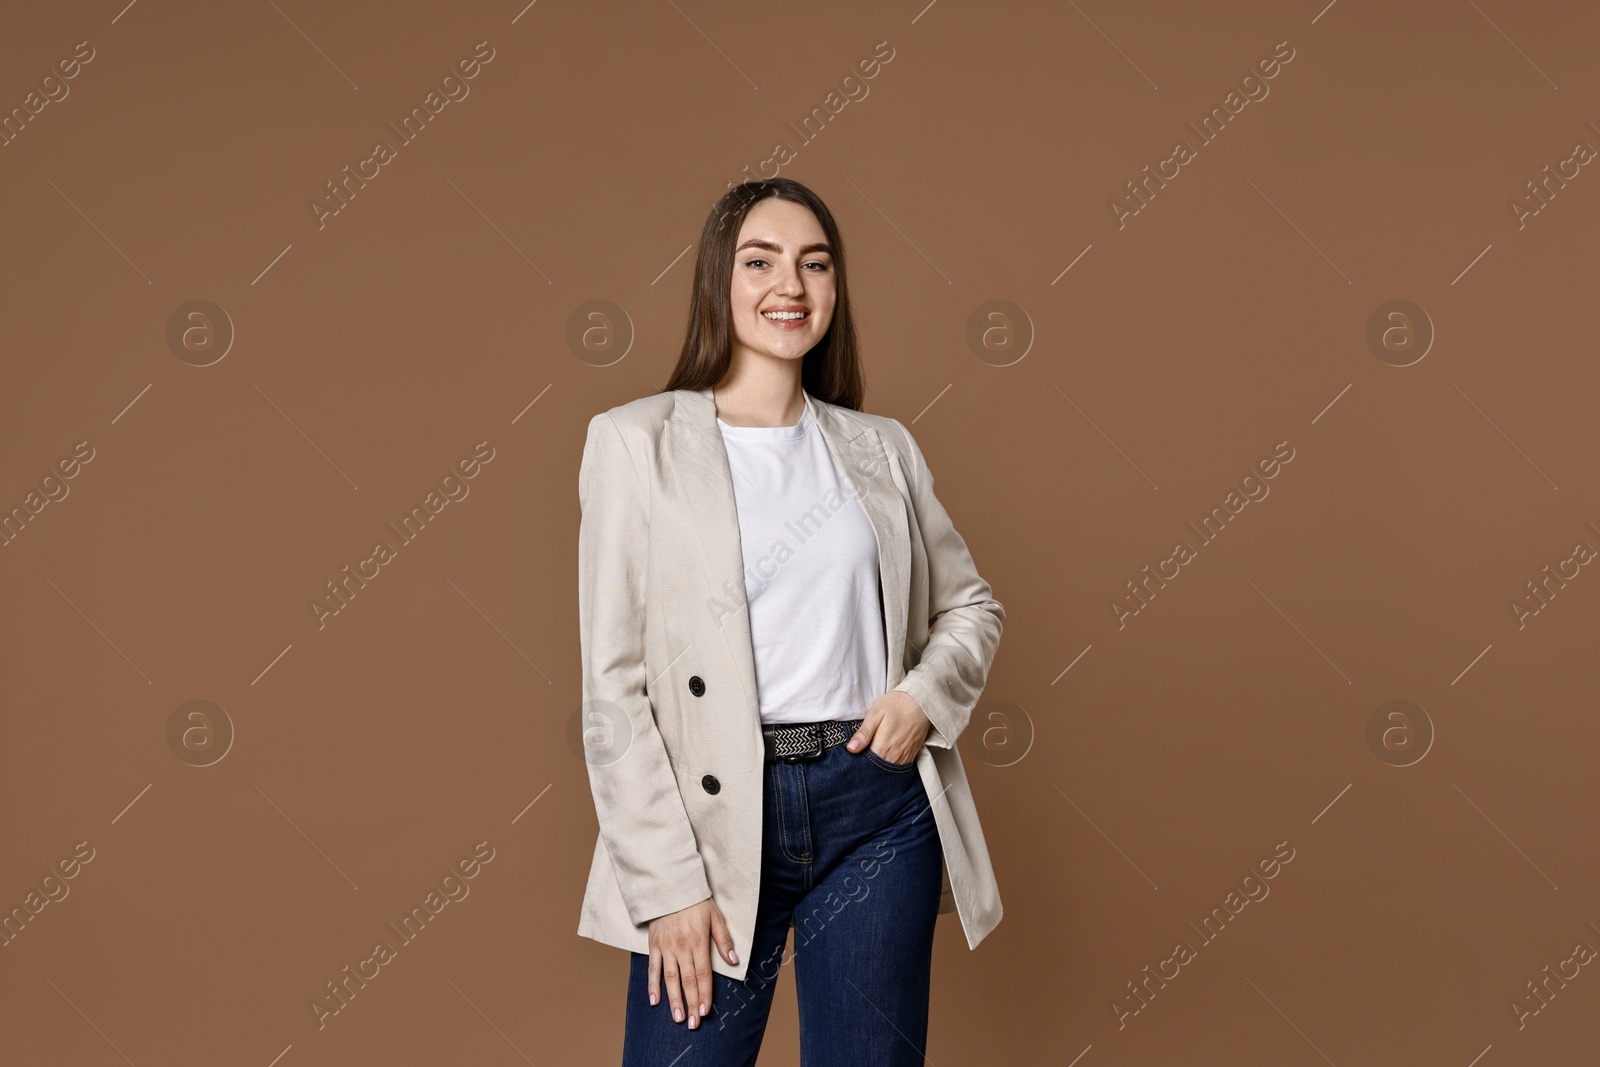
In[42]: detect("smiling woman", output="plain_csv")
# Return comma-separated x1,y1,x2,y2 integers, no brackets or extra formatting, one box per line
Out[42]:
576,178,1007,1066
720,216,840,402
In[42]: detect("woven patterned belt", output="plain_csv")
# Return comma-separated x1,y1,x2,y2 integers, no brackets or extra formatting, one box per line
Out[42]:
762,718,863,763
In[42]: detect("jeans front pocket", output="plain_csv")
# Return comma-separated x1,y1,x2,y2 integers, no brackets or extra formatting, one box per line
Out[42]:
864,746,919,773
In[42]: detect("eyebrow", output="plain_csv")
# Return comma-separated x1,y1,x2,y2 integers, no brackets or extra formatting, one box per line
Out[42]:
735,239,833,256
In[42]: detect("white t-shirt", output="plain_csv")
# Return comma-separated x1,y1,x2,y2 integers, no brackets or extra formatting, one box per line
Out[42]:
716,402,887,726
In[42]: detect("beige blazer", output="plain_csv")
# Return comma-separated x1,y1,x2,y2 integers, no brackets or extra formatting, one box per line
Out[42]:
575,384,1005,981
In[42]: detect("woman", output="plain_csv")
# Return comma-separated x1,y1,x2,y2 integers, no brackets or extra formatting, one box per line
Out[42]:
575,177,1005,1065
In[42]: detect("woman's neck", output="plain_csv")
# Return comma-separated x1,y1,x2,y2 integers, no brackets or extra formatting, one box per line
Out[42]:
711,372,806,428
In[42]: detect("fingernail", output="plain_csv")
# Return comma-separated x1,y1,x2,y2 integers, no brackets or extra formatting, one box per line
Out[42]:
729,948,739,964
674,1007,683,1022
650,992,658,1005
700,1002,708,1016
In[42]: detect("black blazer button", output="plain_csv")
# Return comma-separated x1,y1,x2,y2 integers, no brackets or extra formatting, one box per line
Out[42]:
688,675,705,697
701,774,720,795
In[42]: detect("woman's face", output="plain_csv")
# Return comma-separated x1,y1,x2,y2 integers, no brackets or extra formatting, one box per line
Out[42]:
728,198,836,368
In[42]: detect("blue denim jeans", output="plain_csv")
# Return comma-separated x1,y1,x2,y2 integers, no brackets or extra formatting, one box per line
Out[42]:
620,728,945,1066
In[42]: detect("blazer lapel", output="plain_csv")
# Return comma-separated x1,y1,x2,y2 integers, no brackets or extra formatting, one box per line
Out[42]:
666,386,910,716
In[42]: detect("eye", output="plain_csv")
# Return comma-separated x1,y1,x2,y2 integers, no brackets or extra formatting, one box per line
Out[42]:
804,260,830,271
744,258,769,268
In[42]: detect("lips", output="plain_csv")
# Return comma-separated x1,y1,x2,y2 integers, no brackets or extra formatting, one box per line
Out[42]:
760,306,810,332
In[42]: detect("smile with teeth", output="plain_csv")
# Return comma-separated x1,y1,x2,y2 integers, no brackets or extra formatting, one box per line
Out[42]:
762,309,808,321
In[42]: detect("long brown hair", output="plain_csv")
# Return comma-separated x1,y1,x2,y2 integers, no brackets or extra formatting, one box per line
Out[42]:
661,178,866,411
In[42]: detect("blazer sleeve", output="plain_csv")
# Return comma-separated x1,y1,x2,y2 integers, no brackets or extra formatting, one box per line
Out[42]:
887,418,1005,750
578,412,712,926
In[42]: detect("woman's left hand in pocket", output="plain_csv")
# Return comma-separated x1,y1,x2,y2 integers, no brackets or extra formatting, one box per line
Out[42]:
846,691,931,764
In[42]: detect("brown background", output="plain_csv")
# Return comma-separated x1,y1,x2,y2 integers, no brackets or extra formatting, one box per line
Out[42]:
3,0,1598,1063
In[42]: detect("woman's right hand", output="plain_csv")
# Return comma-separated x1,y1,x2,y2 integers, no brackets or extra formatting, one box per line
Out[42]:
646,896,739,1029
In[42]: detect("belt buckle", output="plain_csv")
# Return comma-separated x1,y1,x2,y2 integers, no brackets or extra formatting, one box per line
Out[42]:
781,722,826,763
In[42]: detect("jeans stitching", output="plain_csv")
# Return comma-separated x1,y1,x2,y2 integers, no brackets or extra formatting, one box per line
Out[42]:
774,763,810,864
792,765,814,865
